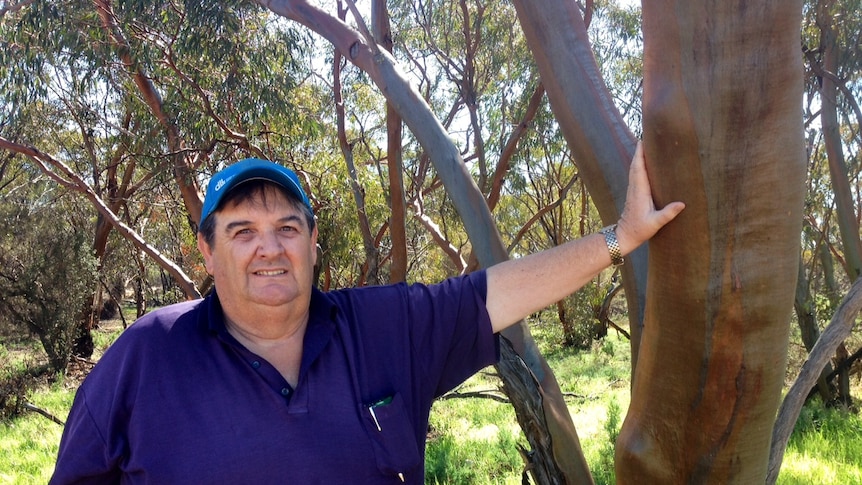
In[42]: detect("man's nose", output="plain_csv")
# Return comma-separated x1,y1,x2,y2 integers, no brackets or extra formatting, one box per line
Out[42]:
256,230,284,256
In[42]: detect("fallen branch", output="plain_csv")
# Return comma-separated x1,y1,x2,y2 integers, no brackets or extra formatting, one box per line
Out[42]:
439,389,510,404
22,401,64,426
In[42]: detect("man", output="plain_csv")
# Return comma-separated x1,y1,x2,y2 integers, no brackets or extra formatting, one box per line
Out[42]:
51,143,683,484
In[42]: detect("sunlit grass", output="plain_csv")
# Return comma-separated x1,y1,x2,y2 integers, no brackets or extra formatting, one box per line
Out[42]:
0,381,71,484
777,399,862,484
426,369,523,485
426,323,632,484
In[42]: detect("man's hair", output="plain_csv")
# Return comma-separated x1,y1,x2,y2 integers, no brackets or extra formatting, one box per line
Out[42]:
198,180,316,247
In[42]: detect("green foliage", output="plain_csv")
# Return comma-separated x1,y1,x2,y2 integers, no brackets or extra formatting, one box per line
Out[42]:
0,169,98,372
590,399,622,485
557,281,615,350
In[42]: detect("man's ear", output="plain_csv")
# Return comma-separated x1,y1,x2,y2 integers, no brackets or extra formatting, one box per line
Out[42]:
310,225,319,266
198,232,214,275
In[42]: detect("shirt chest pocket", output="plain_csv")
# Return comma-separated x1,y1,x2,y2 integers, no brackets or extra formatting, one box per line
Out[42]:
360,392,421,480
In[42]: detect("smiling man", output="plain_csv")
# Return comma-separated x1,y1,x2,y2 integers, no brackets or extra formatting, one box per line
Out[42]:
51,148,682,484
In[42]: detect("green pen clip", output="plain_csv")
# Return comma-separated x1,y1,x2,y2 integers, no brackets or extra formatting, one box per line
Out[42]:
367,395,393,431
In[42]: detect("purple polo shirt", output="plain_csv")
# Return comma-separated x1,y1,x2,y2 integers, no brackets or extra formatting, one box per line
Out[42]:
50,271,498,484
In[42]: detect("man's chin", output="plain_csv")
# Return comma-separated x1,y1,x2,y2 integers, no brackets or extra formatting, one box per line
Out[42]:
251,288,305,307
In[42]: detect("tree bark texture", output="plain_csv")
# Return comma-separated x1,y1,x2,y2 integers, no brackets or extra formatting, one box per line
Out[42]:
616,2,806,483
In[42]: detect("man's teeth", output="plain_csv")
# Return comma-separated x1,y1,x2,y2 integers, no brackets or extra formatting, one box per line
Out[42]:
256,270,285,276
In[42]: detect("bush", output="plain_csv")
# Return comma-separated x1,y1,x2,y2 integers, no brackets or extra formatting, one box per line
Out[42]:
557,280,618,349
0,202,97,372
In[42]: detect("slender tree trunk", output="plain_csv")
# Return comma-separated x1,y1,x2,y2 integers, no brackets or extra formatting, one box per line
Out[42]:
334,2,379,286
510,0,648,378
818,0,862,280
615,2,806,483
372,0,407,283
816,0,859,407
794,255,835,402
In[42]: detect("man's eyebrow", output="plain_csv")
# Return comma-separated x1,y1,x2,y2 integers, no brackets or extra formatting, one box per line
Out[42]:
223,220,252,234
277,214,303,225
222,214,303,234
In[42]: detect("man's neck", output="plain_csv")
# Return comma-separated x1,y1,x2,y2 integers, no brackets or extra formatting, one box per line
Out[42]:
224,312,307,387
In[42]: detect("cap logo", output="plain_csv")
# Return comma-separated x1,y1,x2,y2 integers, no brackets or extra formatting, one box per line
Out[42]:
214,176,229,192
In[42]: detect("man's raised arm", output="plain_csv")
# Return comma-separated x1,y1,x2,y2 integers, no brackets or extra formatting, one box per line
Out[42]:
485,142,685,333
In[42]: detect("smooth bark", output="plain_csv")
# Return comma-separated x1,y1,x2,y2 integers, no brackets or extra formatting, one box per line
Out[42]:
511,0,649,377
616,2,806,483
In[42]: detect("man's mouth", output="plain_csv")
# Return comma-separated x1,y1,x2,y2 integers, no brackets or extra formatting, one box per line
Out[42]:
255,269,286,276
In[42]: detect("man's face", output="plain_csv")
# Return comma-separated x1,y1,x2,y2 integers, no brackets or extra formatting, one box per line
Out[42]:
198,185,318,317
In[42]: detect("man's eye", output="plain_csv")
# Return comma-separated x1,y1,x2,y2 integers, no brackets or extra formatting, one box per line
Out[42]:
280,226,297,233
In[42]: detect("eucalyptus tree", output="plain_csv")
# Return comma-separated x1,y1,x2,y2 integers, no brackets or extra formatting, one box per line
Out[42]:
0,158,97,372
1,0,851,483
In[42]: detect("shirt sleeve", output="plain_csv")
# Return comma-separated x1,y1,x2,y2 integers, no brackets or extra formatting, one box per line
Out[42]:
412,270,499,395
329,270,499,404
50,385,122,484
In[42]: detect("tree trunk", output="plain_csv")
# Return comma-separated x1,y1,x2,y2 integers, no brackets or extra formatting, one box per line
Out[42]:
334,2,380,286
794,255,836,402
511,0,648,376
818,0,862,280
816,0,859,408
372,0,408,284
615,2,806,483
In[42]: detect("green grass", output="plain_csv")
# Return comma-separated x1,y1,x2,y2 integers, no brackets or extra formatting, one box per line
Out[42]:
426,327,632,484
0,380,71,484
425,388,523,485
1,315,860,484
777,400,862,484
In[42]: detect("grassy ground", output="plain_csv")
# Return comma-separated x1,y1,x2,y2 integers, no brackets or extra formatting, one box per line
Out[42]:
1,315,860,484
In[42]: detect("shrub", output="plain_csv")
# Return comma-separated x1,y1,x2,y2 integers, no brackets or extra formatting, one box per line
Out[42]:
0,202,97,372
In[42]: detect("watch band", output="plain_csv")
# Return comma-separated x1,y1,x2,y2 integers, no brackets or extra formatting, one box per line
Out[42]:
601,224,624,266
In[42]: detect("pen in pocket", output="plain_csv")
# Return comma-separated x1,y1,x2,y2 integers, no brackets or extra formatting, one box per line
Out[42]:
367,395,393,431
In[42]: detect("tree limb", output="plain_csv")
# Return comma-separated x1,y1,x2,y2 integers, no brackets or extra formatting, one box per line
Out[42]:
0,136,201,299
767,277,862,485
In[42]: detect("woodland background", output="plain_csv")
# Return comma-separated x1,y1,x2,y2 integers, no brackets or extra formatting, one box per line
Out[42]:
1,0,861,483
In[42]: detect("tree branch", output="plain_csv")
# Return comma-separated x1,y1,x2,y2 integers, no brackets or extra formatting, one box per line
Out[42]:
0,136,201,299
768,277,862,484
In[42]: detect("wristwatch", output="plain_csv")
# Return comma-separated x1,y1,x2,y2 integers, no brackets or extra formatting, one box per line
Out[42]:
600,224,624,267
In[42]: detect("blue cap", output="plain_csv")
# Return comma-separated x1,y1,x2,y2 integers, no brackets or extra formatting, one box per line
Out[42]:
200,158,313,223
